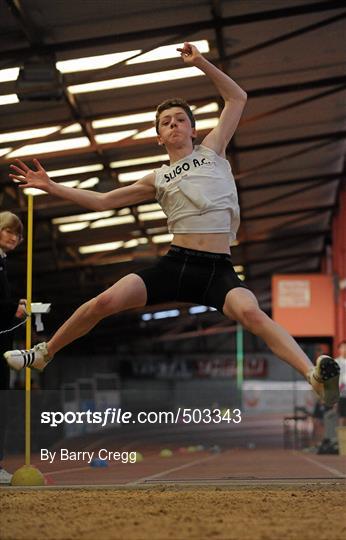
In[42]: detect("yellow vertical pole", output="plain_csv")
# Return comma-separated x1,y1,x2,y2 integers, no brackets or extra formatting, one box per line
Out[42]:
11,194,44,484
25,194,33,466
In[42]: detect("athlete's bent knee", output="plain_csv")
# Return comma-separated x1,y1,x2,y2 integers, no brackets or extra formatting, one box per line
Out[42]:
92,293,120,317
240,307,267,332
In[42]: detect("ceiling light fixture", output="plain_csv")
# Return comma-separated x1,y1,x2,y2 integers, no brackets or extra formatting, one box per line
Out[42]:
127,40,209,64
8,137,90,158
95,130,138,144
93,111,155,129
110,154,168,169
152,233,173,243
53,210,114,224
118,169,153,182
0,94,19,106
79,241,124,254
139,210,166,221
68,66,203,94
0,67,20,82
0,126,61,144
59,222,89,233
90,215,135,228
56,50,141,73
47,164,104,178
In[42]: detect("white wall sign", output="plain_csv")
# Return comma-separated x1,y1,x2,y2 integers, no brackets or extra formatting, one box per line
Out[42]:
278,280,311,308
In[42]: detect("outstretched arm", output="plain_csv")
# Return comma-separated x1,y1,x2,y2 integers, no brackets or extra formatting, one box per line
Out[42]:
9,159,156,210
177,42,247,156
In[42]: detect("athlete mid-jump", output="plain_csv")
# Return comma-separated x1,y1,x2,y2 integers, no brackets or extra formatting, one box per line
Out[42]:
4,42,340,406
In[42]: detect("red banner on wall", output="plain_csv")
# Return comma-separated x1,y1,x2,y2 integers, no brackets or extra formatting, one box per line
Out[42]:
272,274,335,337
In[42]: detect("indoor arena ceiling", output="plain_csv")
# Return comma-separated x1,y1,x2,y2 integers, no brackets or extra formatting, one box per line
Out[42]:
0,0,345,337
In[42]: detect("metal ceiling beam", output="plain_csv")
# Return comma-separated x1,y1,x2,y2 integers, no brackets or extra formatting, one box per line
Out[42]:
0,127,341,174
210,0,227,65
235,130,346,153
1,82,345,179
0,125,213,166
0,77,344,145
1,0,344,62
237,138,337,180
240,172,343,192
250,252,321,279
223,11,346,62
4,2,118,188
3,3,120,267
242,177,339,213
243,84,346,128
265,207,329,233
243,204,335,221
247,75,346,98
0,95,216,135
5,0,42,46
237,230,330,247
245,249,324,268
334,156,346,208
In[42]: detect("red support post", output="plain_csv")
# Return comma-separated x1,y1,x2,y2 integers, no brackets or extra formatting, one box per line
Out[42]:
332,184,346,354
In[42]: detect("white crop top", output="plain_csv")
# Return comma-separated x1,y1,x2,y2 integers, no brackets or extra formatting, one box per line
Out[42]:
155,145,240,241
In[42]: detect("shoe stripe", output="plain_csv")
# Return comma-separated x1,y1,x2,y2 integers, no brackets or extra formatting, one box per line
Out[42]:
20,350,34,368
28,351,34,367
25,351,31,367
20,350,28,367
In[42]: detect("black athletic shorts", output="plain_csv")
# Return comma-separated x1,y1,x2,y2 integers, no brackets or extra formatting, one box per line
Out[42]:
135,244,249,314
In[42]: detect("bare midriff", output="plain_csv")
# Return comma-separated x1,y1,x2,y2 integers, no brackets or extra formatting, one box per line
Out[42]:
172,232,231,254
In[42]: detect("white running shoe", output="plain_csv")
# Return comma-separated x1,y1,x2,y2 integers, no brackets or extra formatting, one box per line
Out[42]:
4,342,52,372
0,468,13,484
307,355,340,407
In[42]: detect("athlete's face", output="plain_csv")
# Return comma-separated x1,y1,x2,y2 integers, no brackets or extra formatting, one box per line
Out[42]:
157,107,196,147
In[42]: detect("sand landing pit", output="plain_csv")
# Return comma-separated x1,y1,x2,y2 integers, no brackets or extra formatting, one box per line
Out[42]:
1,484,345,540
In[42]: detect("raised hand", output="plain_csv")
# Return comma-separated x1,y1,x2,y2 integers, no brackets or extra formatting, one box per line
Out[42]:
177,42,203,65
9,159,53,192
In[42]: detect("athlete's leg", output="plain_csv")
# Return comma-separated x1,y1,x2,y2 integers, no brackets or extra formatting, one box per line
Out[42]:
48,273,147,356
4,273,147,370
222,287,340,405
223,287,312,376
